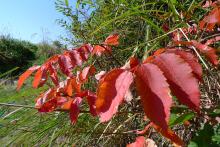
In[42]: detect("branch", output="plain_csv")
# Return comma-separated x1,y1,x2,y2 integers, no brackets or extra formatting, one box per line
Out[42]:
178,28,209,70
200,33,220,42
0,103,35,109
0,102,143,114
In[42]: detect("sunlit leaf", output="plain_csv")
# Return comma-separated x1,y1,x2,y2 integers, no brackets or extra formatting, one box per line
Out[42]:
166,49,203,81
127,136,146,147
96,69,133,122
104,34,119,46
135,63,172,129
17,65,40,90
153,53,200,112
32,65,48,88
70,97,83,124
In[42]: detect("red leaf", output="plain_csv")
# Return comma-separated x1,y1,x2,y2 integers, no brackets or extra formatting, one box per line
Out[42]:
92,45,106,56
69,50,83,66
191,40,219,65
166,49,203,81
92,45,112,56
39,67,48,87
173,40,219,65
200,20,215,31
135,63,172,129
199,8,220,30
128,137,157,147
172,41,193,46
72,79,82,93
153,53,200,112
47,63,59,86
152,123,184,146
79,65,96,83
35,89,57,112
83,43,93,52
77,45,91,61
65,78,74,96
127,136,146,147
38,98,58,112
162,23,170,32
37,96,70,112
95,71,106,81
129,57,139,69
86,91,97,116
96,69,133,122
153,48,166,56
35,89,54,107
203,0,213,8
60,97,74,110
17,65,40,90
58,55,73,76
32,65,48,88
126,136,147,147
65,77,81,96
70,97,83,124
172,26,197,42
74,90,88,98
205,36,220,45
104,34,119,46
45,55,59,64
124,89,133,102
143,56,155,64
204,8,220,24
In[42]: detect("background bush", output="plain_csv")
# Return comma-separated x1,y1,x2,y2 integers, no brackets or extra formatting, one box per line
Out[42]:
0,35,37,75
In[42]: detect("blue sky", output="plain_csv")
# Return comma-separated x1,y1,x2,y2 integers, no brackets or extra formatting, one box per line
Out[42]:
0,0,71,43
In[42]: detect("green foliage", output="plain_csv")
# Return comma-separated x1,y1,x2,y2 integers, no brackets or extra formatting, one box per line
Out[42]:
169,112,195,126
0,35,37,75
189,123,220,147
0,83,103,146
55,0,206,65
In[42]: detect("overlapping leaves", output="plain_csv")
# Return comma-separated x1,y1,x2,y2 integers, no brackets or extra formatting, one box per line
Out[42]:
17,34,119,90
95,48,205,145
17,34,119,123
16,7,220,145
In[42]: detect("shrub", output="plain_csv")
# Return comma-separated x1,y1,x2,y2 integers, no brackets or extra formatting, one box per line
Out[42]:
0,35,37,75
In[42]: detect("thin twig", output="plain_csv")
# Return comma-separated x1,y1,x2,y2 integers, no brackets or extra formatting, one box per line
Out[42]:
0,103,35,109
102,114,137,145
0,102,143,114
200,33,220,42
122,28,179,52
2,107,23,119
97,120,112,142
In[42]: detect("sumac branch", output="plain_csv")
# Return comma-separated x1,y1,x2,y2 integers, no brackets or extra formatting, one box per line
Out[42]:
16,3,220,146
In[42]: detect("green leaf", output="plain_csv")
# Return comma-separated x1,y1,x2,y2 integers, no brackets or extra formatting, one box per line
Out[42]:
209,108,220,117
188,141,198,147
0,67,19,78
171,105,188,113
169,112,195,126
212,135,220,143
64,0,69,6
169,113,178,125
191,123,219,147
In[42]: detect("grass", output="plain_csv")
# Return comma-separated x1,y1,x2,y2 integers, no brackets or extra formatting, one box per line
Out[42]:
0,80,147,146
0,81,105,146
